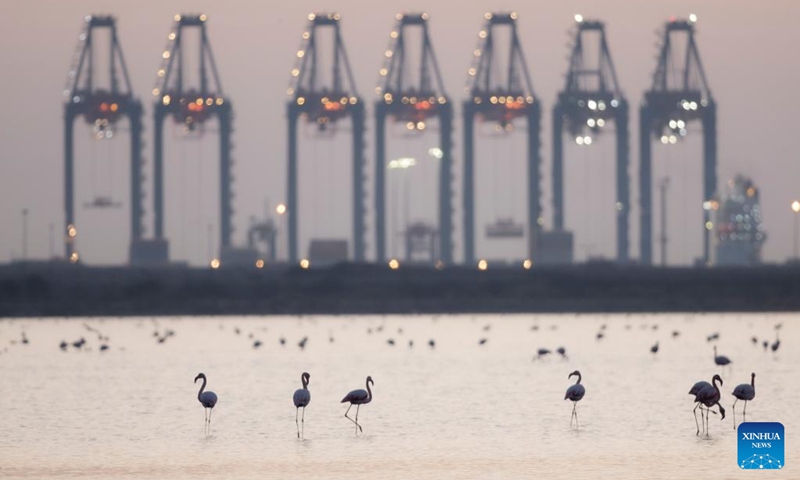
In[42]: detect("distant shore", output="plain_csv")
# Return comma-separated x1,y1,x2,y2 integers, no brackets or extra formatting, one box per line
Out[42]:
1,262,799,317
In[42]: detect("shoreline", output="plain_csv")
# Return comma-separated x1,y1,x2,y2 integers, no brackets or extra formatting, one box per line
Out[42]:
2,262,799,317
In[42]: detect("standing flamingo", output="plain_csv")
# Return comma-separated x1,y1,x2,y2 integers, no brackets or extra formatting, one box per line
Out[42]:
293,372,311,438
689,380,712,435
194,373,218,432
695,374,726,436
341,376,373,435
713,346,732,366
732,372,755,429
564,370,586,428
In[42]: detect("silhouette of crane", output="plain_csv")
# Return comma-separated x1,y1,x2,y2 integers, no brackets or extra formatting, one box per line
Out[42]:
63,15,145,263
286,13,366,263
374,13,453,265
463,12,541,265
152,14,234,264
640,15,716,265
552,16,629,262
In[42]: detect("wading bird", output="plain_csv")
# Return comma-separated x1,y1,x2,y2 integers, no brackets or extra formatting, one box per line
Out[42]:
732,372,755,429
341,376,373,435
689,380,713,435
293,372,311,438
564,370,586,428
194,373,218,431
713,346,731,366
650,341,659,355
536,347,551,358
694,374,726,436
556,347,568,360
771,335,780,354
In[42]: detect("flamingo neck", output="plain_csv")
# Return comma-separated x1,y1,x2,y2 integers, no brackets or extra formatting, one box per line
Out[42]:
575,373,582,385
712,377,720,391
197,376,207,402
302,375,308,390
751,374,755,388
366,380,373,401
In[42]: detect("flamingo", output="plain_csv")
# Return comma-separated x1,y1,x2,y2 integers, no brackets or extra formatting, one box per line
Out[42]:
293,372,311,438
713,346,731,366
564,370,586,428
341,376,373,435
689,380,712,435
732,372,755,429
194,373,218,431
535,348,551,360
695,374,726,436
771,332,780,353
650,341,659,355
556,347,568,360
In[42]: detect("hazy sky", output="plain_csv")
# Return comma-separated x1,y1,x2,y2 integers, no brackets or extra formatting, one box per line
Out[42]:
1,0,798,266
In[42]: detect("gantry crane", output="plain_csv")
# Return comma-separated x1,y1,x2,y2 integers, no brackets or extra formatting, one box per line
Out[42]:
63,15,144,263
463,12,541,265
374,12,452,264
286,13,366,263
552,16,629,262
640,15,715,265
152,14,234,264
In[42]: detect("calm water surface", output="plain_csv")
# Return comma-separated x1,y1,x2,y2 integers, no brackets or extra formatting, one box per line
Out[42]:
0,313,796,479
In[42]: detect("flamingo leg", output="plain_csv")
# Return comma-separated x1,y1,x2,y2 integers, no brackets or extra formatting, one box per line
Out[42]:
296,407,300,438
701,406,707,435
344,404,359,431
743,400,747,423
732,398,738,430
568,402,579,428
301,407,305,438
693,402,701,435
208,408,213,431
355,404,362,434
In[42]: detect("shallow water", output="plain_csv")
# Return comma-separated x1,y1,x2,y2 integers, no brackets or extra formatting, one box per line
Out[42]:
0,313,796,479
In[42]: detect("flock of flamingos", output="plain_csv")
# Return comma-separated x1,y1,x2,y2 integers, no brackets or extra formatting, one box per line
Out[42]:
190,321,776,438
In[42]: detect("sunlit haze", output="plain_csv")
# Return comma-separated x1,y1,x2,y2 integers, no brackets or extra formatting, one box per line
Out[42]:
1,0,798,265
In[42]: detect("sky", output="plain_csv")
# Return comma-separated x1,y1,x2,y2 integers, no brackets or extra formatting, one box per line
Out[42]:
1,0,798,266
